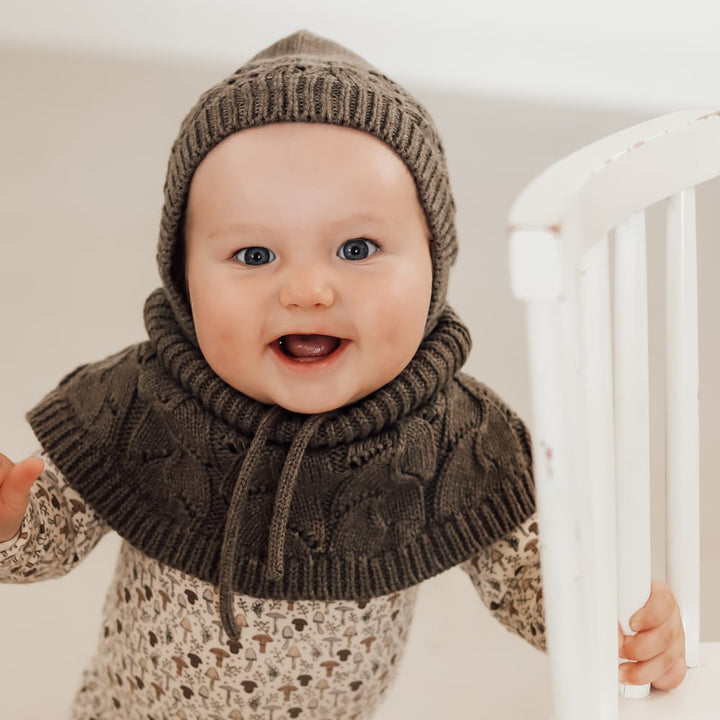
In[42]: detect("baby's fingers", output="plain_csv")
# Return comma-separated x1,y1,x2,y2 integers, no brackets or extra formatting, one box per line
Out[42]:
0,454,44,512
629,580,676,632
619,650,686,690
620,587,686,690
622,616,682,662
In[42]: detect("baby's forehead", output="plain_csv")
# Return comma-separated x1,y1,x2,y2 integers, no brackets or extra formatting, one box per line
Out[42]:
185,122,428,230
193,122,412,178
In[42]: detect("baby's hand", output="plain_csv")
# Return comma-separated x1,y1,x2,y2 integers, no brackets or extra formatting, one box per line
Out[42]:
618,580,686,690
0,453,44,542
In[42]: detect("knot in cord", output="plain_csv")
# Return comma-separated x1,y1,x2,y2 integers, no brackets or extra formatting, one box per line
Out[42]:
218,407,325,639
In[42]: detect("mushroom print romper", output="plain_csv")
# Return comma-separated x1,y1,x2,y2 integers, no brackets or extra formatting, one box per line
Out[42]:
0,454,544,720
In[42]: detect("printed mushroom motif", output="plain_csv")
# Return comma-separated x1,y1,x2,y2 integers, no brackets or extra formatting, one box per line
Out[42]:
343,626,357,647
315,678,329,698
336,605,353,624
267,611,287,633
330,688,346,707
313,610,324,631
253,633,273,653
320,660,339,677
240,680,257,694
349,680,363,692
158,589,172,610
264,705,281,720
282,625,294,649
150,682,165,700
279,684,298,701
244,647,257,671
187,652,202,668
185,588,198,605
204,667,220,691
210,647,230,667
297,673,312,687
180,616,193,642
220,684,240,704
180,685,194,699
228,709,244,720
226,638,242,654
323,636,341,655
286,646,301,669
234,613,249,638
291,618,308,632
360,636,376,653
288,708,302,718
202,588,215,613
171,655,188,676
337,649,351,662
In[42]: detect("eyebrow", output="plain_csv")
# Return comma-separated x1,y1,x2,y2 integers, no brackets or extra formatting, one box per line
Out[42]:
206,223,270,241
205,213,399,240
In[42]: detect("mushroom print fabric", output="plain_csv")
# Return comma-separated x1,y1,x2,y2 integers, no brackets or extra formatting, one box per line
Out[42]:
0,455,544,719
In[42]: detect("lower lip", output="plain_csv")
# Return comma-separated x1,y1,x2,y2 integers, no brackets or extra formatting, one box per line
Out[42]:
270,338,349,371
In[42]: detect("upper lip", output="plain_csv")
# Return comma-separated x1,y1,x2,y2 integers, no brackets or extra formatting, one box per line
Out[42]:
270,330,346,343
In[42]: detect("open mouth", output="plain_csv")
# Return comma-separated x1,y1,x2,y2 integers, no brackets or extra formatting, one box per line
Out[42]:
275,334,343,363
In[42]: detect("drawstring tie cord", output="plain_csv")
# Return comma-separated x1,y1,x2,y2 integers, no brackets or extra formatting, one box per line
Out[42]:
218,407,325,639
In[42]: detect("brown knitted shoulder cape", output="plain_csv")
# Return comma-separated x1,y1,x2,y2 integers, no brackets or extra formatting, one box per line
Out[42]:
27,291,534,617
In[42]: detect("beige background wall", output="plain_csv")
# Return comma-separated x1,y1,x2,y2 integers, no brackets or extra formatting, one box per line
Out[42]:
1,44,718,719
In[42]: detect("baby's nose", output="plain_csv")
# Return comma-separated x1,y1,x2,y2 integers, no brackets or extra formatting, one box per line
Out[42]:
278,265,335,309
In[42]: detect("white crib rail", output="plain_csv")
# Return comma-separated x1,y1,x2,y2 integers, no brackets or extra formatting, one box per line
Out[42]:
666,189,701,669
508,109,720,720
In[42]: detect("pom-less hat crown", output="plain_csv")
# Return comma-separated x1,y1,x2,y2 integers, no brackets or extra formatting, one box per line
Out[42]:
158,30,458,339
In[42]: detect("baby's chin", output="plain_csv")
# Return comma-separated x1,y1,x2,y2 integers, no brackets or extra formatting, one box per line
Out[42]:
258,386,375,416
270,395,358,416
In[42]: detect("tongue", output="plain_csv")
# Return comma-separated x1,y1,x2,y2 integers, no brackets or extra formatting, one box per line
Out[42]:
281,334,340,359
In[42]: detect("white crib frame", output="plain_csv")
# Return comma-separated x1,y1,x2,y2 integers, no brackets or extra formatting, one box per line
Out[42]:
508,109,720,720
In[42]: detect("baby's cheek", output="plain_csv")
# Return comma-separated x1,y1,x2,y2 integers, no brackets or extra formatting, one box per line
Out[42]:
373,307,425,380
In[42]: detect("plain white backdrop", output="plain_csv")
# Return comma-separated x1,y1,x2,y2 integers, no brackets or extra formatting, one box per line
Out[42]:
1,3,719,719
3,0,720,109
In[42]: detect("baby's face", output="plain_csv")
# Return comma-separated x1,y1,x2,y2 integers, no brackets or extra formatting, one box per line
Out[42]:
184,123,432,414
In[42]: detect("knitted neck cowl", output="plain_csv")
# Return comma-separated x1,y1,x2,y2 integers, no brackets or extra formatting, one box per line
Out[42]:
27,32,536,640
27,289,535,639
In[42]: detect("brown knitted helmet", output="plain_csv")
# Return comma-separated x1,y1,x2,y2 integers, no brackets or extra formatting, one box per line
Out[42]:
158,30,457,341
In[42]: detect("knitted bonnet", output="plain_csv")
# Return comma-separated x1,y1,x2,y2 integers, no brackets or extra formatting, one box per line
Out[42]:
158,29,457,340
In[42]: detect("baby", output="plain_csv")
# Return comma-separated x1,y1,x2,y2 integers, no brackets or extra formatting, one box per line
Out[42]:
0,31,685,719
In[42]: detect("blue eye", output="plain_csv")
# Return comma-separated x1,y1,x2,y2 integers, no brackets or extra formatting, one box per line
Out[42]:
337,238,379,261
234,247,276,266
